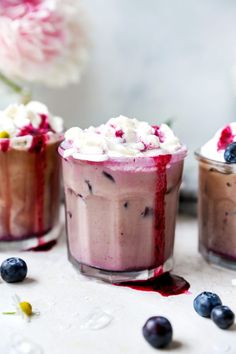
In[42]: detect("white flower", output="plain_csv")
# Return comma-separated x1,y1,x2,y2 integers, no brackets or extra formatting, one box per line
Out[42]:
3,294,39,322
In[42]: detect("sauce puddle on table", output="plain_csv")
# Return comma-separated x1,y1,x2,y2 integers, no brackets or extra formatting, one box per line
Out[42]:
29,239,57,252
116,272,190,296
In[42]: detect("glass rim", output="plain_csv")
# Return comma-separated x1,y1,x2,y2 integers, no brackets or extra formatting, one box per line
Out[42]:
0,132,63,152
194,148,236,173
58,142,187,168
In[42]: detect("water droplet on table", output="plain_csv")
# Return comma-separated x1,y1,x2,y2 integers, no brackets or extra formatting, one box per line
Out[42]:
231,278,236,286
80,308,113,330
9,335,43,354
213,343,230,353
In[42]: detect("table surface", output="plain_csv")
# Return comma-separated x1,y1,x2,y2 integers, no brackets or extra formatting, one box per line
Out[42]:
0,215,236,354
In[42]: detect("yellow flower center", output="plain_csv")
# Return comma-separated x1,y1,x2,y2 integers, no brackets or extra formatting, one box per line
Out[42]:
19,302,32,316
0,131,10,138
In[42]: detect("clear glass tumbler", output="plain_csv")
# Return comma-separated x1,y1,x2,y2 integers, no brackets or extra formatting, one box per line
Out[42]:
60,142,186,282
195,150,236,270
0,134,62,250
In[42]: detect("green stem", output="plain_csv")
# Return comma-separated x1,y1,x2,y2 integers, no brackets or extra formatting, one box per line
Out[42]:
2,311,16,315
0,72,32,104
164,118,173,128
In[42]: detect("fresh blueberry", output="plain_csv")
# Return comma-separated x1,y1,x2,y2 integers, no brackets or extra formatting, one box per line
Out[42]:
142,316,173,349
193,291,222,317
211,305,235,329
224,142,236,163
1,257,27,283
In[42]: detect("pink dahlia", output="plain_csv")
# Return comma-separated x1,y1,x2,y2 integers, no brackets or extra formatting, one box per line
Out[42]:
0,0,88,87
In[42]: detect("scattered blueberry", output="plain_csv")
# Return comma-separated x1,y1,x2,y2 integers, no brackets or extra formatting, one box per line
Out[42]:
211,305,235,329
1,257,27,283
224,142,236,163
142,316,173,349
193,292,222,317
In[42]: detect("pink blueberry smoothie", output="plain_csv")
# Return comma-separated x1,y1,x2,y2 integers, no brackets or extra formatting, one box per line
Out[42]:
0,101,63,250
196,123,236,269
59,116,186,281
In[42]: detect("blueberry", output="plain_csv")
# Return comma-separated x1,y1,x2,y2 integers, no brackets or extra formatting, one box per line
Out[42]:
1,257,27,283
142,316,173,349
193,292,222,317
224,142,236,163
211,305,235,329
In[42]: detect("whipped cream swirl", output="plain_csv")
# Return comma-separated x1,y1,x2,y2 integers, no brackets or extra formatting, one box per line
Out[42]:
200,122,236,162
0,101,63,150
62,115,184,161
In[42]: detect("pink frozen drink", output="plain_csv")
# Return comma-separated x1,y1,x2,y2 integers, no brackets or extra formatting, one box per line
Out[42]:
0,101,63,250
59,116,186,282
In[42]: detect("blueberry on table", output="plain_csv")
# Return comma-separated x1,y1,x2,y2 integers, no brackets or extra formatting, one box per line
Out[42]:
1,257,27,283
211,305,235,329
224,142,236,163
193,291,222,317
142,316,173,349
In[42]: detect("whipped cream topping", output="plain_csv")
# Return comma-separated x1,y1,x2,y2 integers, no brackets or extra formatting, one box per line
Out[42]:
62,115,184,161
0,101,63,150
200,123,236,162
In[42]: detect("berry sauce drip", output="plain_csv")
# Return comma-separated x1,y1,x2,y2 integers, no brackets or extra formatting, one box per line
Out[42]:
30,135,47,240
153,155,171,265
0,139,10,152
217,125,234,151
116,272,190,297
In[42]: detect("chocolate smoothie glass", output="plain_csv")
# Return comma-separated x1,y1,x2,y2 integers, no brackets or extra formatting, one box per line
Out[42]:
0,101,63,250
60,116,187,282
196,123,236,270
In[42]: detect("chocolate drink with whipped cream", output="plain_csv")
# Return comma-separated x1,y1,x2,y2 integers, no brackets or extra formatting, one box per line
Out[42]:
0,101,63,250
60,116,187,282
196,123,236,269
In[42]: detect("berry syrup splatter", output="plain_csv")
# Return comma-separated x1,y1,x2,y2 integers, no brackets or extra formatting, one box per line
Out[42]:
29,240,57,252
217,125,234,151
116,272,190,297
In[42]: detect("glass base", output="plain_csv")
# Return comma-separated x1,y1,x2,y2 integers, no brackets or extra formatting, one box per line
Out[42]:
68,252,173,283
0,221,63,251
200,245,236,271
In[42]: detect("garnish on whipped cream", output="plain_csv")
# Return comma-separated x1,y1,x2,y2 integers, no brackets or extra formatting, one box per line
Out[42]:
200,123,236,162
62,115,184,162
0,101,63,151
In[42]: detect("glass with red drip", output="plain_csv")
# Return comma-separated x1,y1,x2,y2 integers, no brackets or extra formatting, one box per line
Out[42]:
59,143,187,283
0,130,62,251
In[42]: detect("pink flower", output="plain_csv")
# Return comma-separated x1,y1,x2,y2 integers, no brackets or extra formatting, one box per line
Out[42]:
0,0,88,87
0,0,42,19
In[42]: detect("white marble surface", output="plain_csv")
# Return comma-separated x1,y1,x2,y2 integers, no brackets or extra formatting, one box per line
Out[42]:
0,215,235,354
